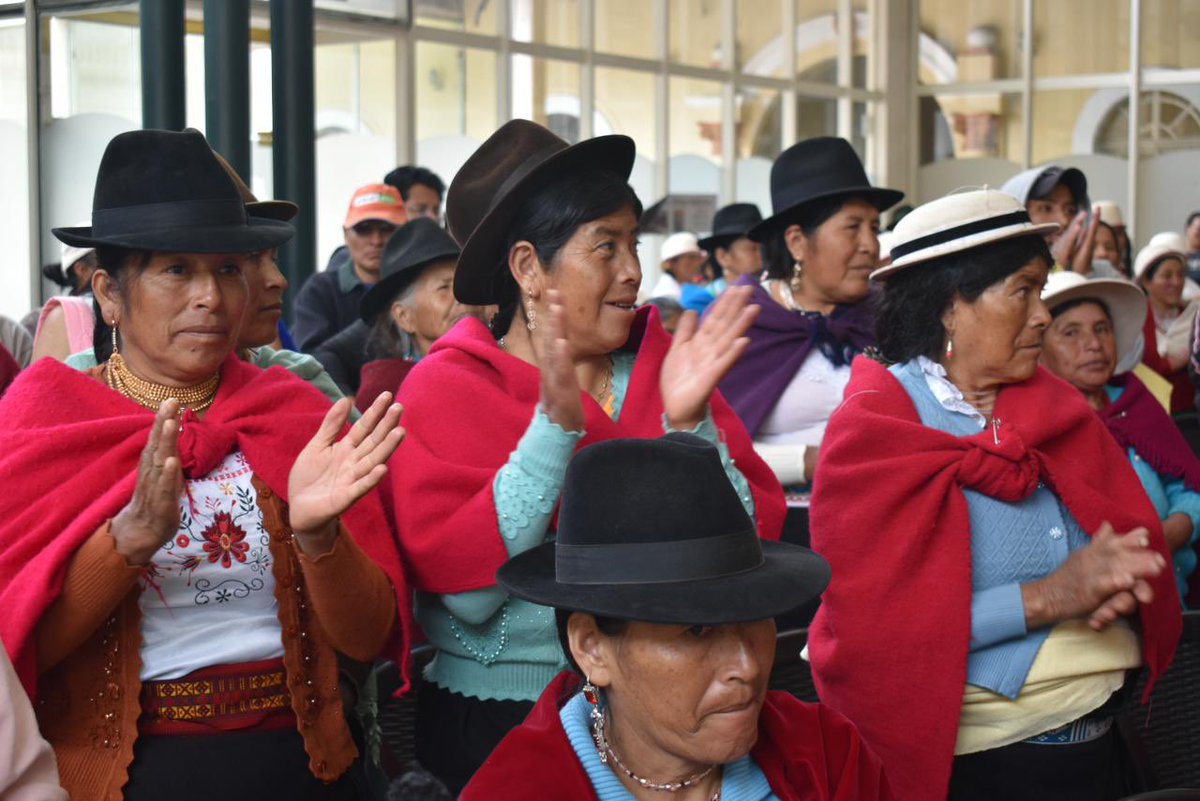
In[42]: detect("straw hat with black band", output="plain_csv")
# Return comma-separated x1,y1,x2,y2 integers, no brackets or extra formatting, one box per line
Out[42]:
359,217,462,324
446,120,635,306
1041,271,1147,374
871,188,1059,281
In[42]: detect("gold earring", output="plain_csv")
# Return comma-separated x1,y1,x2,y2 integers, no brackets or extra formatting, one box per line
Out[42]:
790,262,803,293
110,320,120,357
525,295,537,332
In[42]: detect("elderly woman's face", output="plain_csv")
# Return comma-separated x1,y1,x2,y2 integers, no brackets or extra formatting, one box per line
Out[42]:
96,252,249,384
575,617,776,770
785,199,880,305
942,257,1051,386
1143,257,1185,310
392,260,488,356
1040,301,1117,395
535,207,642,356
239,249,287,348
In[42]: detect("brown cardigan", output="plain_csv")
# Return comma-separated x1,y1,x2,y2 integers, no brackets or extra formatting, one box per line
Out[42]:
34,477,396,801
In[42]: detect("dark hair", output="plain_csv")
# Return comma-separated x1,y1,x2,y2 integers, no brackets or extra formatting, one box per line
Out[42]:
763,195,866,280
554,609,630,675
41,251,98,294
384,165,446,201
489,168,643,338
1187,210,1200,229
91,245,153,361
876,234,1053,364
1050,296,1112,322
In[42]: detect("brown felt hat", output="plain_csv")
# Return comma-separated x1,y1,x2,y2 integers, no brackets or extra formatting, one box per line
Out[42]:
445,119,635,305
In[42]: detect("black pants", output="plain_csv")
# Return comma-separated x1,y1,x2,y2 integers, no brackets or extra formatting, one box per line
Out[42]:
123,728,359,801
414,681,535,796
948,724,1141,801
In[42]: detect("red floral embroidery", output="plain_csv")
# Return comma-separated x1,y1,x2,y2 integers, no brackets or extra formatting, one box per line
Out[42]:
200,511,249,568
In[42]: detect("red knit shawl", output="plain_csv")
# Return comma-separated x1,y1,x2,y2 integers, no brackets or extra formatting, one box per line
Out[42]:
0,356,411,699
807,357,1181,801
462,672,894,801
388,307,786,594
0,343,18,397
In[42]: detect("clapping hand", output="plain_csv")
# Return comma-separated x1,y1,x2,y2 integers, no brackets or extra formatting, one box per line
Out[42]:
538,289,585,433
1051,208,1100,275
112,399,184,565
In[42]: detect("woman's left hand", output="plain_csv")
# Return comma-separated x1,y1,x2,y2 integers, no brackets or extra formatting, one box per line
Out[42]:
660,285,758,430
288,393,405,553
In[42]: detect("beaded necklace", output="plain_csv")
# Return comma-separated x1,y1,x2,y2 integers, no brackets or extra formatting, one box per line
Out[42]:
106,351,220,413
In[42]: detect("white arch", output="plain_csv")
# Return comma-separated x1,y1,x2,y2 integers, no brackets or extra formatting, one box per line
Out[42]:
1071,77,1200,154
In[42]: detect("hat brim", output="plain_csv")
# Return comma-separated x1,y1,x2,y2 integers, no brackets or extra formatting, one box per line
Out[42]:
496,540,831,625
359,248,461,324
1043,278,1148,371
247,199,299,222
870,221,1060,281
697,233,741,253
454,135,636,305
748,186,904,243
52,217,295,254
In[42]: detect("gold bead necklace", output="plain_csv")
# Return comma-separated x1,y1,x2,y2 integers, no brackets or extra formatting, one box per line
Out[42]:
106,351,221,413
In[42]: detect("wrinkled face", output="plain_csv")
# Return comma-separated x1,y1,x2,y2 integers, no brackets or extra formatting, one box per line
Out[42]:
240,249,287,348
1027,184,1077,244
344,219,399,279
405,183,442,222
391,260,487,356
95,251,250,384
1142,257,1185,310
716,237,762,279
785,198,881,305
1040,301,1117,395
1187,216,1200,251
588,618,776,770
943,258,1052,386
666,252,707,285
528,207,642,357
1094,225,1122,272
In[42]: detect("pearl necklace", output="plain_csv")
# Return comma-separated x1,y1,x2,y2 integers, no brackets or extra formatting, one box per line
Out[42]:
591,709,719,796
106,352,220,413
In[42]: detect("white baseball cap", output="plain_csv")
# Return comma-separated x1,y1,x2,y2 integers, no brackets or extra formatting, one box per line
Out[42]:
660,232,704,263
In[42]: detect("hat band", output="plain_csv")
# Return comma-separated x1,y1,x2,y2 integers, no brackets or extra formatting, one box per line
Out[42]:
555,530,763,586
92,198,248,235
890,210,1031,260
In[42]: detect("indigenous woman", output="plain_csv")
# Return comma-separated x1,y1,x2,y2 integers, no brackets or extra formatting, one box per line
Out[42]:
1040,271,1200,603
717,137,902,488
389,120,785,794
0,129,411,801
464,434,892,801
1134,242,1199,414
809,189,1181,800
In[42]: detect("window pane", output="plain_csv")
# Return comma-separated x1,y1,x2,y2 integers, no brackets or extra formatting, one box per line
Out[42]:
1142,0,1200,72
669,0,722,68
512,0,579,48
596,1,655,59
512,57,581,143
918,0,1023,84
414,44,498,191
736,86,780,214
919,91,1023,165
594,67,657,202
1033,0,1129,77
0,17,30,320
794,0,837,83
1031,88,1097,164
414,0,499,34
737,0,785,78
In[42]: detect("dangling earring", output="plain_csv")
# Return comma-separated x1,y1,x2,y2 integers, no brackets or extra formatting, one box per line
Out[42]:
790,262,803,293
583,676,607,762
525,294,538,332
945,337,954,360
109,319,123,366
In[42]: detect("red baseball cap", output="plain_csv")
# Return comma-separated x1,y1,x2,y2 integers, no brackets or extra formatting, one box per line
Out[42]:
344,184,407,228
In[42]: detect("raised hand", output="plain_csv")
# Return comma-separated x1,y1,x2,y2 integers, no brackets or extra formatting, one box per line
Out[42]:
288,393,405,553
1050,209,1100,275
660,285,759,430
112,399,184,565
539,289,585,433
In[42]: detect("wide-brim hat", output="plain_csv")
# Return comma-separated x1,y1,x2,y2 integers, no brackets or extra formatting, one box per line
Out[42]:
360,217,462,323
871,188,1059,280
1041,272,1147,371
1134,242,1186,281
698,203,763,252
447,120,635,305
748,137,903,243
53,129,293,253
210,147,299,223
497,433,831,625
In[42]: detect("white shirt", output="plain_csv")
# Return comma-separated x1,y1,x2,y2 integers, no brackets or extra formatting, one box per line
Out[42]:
138,450,284,680
915,355,987,430
648,272,682,301
756,349,853,447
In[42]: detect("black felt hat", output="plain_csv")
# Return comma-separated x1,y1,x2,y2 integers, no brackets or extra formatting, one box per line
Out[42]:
748,137,903,242
497,433,831,624
446,120,635,305
698,203,763,252
359,218,462,324
53,129,294,252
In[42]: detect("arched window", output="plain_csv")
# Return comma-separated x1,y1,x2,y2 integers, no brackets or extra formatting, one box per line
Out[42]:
1096,90,1200,158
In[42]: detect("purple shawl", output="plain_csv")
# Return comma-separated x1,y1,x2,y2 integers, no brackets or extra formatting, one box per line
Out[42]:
716,275,878,438
1103,373,1200,492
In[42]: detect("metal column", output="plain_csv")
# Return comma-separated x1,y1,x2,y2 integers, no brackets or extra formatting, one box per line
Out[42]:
271,0,316,318
203,0,251,177
139,0,186,130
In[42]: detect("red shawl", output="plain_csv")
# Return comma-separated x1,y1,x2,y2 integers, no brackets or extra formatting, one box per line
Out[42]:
808,357,1181,801
462,672,894,801
389,307,786,594
0,356,411,698
1141,302,1195,415
0,343,17,397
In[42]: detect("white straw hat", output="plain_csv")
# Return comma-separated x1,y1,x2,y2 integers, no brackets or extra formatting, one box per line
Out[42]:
1133,242,1186,281
660,231,704,262
1041,271,1147,373
1094,201,1124,228
871,188,1059,280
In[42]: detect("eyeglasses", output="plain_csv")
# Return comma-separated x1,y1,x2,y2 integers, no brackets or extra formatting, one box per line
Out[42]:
351,221,398,237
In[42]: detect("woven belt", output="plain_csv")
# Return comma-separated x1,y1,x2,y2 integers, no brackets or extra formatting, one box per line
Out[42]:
139,658,295,736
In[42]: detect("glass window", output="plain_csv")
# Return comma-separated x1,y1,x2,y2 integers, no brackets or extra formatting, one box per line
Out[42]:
1032,0,1129,77
1142,0,1200,73
737,0,785,78
512,0,579,48
596,0,655,60
669,0,723,68
794,0,837,83
918,0,1023,84
594,67,657,204
0,17,30,320
413,43,498,198
919,91,1023,165
1031,88,1097,164
414,0,499,35
736,86,780,214
512,57,581,142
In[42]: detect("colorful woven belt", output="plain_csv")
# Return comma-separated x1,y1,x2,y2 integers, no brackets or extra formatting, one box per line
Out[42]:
139,658,296,736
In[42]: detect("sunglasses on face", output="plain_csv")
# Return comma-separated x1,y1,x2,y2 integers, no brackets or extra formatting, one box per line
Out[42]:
351,221,398,237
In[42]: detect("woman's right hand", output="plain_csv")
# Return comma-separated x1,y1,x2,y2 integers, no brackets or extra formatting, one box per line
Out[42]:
539,289,585,432
1022,522,1166,631
111,399,183,565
